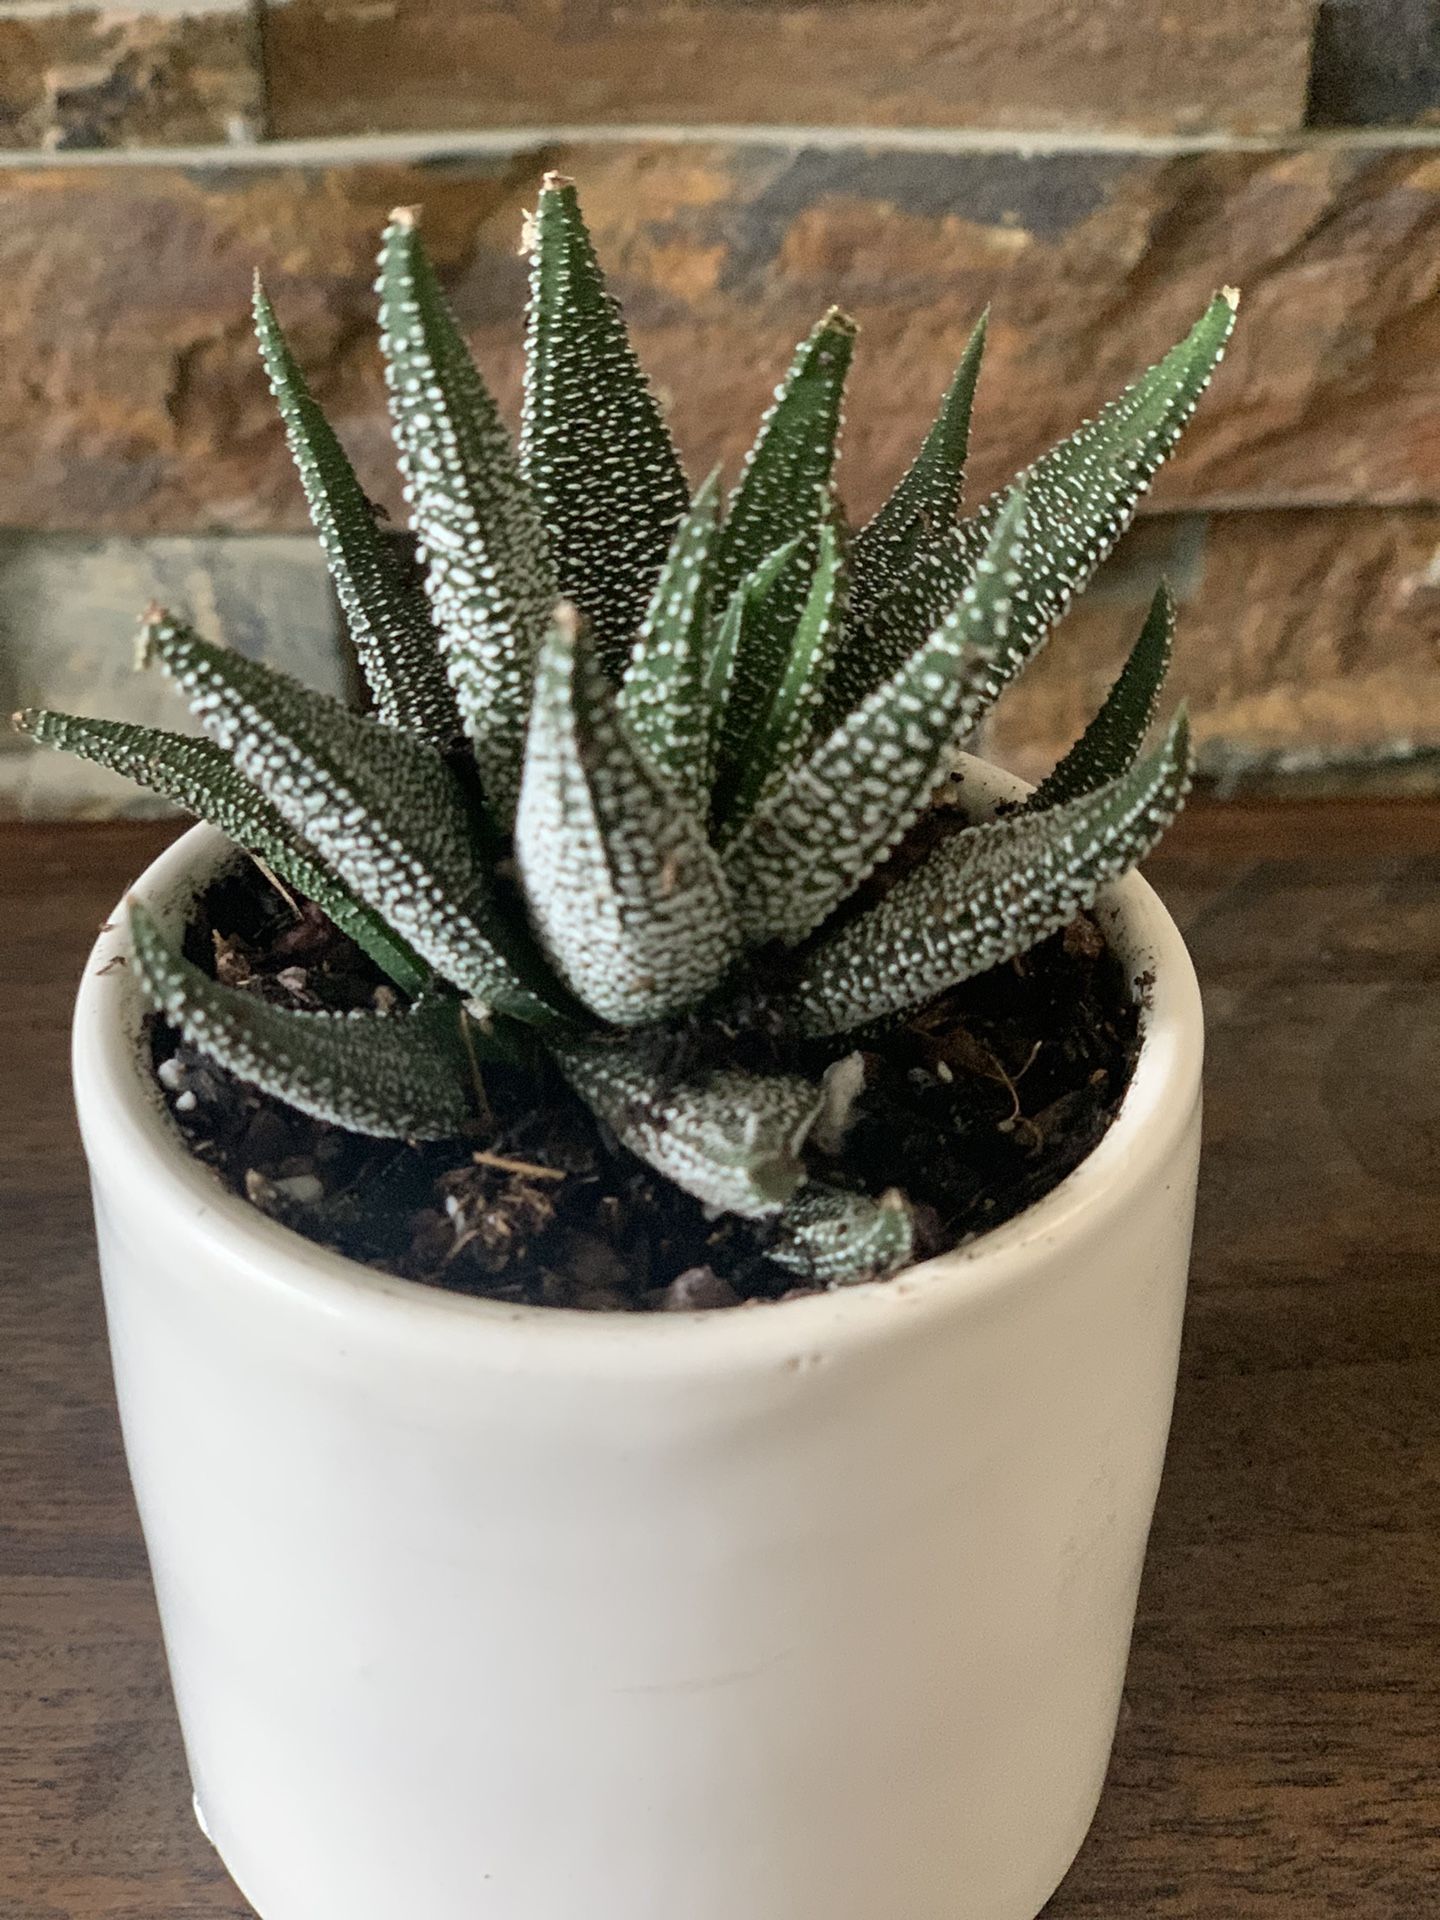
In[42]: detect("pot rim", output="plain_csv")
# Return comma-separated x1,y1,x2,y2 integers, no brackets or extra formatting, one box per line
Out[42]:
72,767,1203,1377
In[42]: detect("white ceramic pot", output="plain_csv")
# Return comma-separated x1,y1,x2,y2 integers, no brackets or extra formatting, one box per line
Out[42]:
72,765,1202,1920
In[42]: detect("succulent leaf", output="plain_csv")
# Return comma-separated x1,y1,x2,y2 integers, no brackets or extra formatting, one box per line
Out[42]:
712,310,855,739
558,1039,822,1218
702,535,805,807
253,279,457,748
144,612,564,1025
717,309,855,596
522,173,691,673
723,486,1030,947
16,707,428,994
836,292,1236,717
850,311,987,619
714,522,847,833
788,711,1193,1036
378,209,556,822
515,607,741,1025
770,1183,915,1284
129,900,480,1139
1024,585,1175,812
615,470,721,816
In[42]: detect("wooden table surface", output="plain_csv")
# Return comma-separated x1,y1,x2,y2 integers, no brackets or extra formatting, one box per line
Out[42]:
3,805,1438,1919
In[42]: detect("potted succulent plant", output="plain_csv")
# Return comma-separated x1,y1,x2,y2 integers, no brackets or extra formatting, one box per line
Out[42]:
24,176,1232,1920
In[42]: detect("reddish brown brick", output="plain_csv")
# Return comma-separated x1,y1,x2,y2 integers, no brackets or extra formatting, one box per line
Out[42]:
0,3,263,150
2,141,1440,535
261,0,1316,140
990,509,1440,785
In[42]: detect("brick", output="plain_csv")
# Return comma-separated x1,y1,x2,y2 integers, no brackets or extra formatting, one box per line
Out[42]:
2,141,1440,536
988,509,1440,789
1308,0,1440,128
261,0,1316,140
0,534,347,817
0,2,264,151
8,510,1439,818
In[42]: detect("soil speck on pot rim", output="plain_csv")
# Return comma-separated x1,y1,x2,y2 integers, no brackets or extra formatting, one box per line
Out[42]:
149,856,1141,1313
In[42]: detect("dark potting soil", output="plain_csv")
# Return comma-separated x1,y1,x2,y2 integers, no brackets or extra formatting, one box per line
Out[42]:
148,850,1141,1312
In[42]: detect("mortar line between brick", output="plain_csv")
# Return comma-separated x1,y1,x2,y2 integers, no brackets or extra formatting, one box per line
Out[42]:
6,120,1440,169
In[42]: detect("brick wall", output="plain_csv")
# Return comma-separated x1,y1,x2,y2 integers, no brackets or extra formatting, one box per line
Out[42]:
3,0,1439,811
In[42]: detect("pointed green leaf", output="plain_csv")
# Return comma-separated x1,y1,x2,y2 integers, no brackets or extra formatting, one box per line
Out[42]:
558,1039,822,1218
704,536,805,807
143,612,564,1026
515,607,741,1026
770,1183,915,1284
787,712,1193,1037
723,487,1030,948
522,172,690,673
1024,585,1175,813
833,292,1236,718
130,900,478,1140
377,208,557,822
714,522,847,834
253,278,458,748
717,308,856,596
850,311,987,619
16,707,428,994
615,471,721,816
711,309,855,746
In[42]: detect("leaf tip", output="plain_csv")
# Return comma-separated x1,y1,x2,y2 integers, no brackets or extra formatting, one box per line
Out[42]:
1220,285,1241,311
388,204,420,232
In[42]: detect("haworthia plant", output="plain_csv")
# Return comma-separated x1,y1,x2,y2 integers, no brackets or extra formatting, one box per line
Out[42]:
17,177,1236,1286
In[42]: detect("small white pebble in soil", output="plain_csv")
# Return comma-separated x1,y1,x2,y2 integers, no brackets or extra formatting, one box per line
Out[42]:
271,1173,324,1205
174,1090,197,1113
157,1056,187,1091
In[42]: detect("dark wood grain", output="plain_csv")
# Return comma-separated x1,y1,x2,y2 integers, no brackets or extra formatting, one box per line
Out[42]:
2,807,1438,1919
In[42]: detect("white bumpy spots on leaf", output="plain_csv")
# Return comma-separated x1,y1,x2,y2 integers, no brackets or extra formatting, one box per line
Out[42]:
522,173,691,674
253,278,458,748
557,1040,823,1217
515,607,741,1026
377,209,556,823
616,470,721,816
714,522,847,832
849,310,987,622
712,311,855,760
770,1182,915,1283
788,712,1193,1036
702,536,804,809
835,292,1237,718
723,487,1030,947
129,901,477,1139
1024,584,1175,812
17,707,428,994
145,613,562,1026
717,309,855,595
